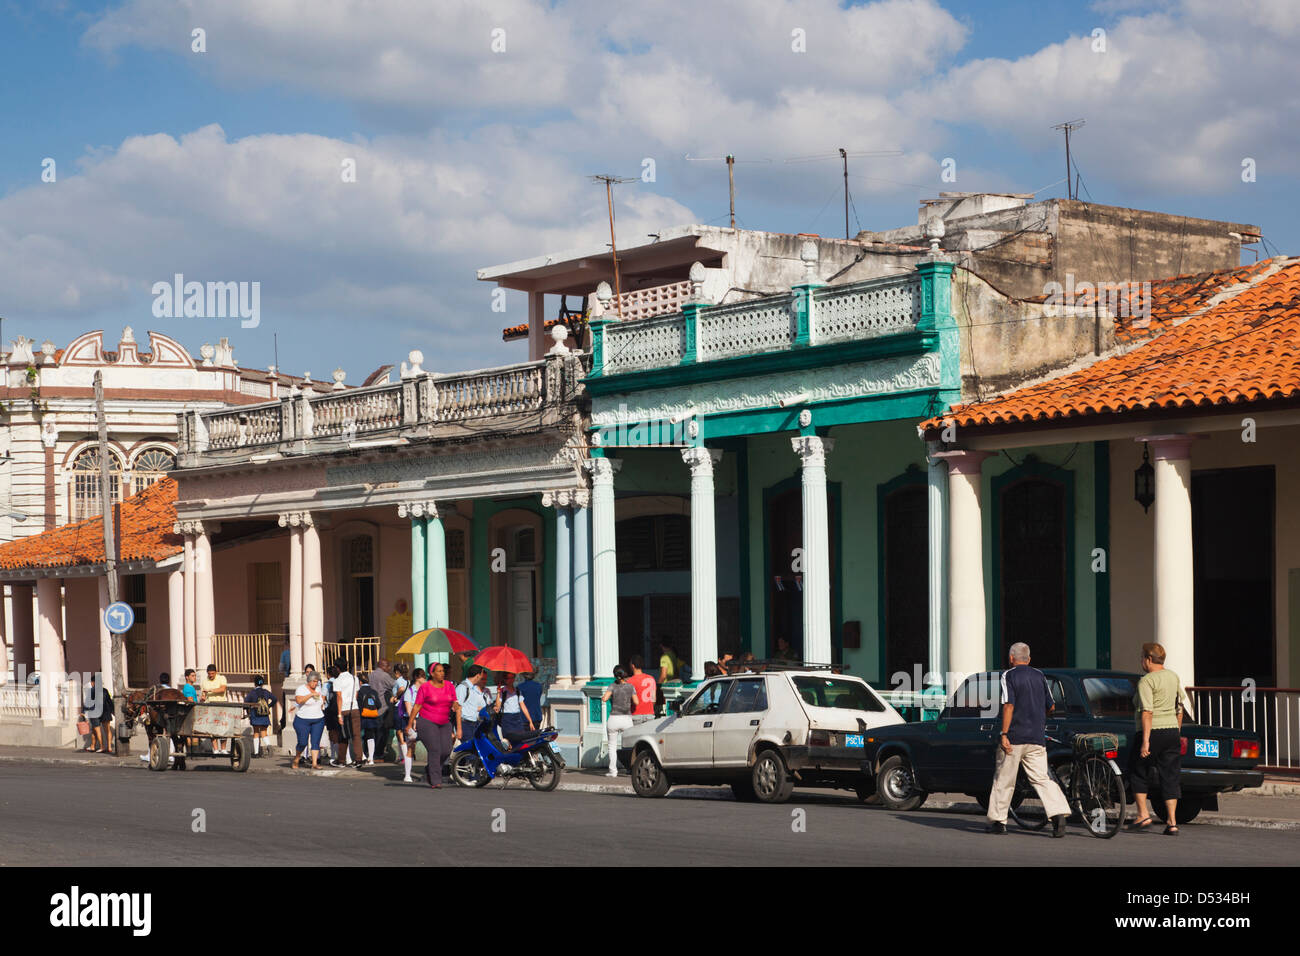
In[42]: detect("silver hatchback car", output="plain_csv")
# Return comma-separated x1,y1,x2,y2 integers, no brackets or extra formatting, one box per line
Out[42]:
619,669,904,803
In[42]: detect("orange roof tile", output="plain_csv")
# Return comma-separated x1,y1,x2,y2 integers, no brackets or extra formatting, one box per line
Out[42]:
0,477,182,572
923,257,1300,434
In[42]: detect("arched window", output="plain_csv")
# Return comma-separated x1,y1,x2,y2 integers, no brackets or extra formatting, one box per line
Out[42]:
70,448,123,521
130,447,176,495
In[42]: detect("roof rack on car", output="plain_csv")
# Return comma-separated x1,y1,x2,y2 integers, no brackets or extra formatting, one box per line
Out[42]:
724,660,842,674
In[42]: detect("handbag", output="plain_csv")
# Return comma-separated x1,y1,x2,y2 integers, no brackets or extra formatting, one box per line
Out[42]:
76,718,91,736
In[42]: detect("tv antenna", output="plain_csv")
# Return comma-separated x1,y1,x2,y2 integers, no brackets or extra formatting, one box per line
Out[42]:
589,174,637,319
783,148,904,238
685,154,773,229
1052,119,1085,200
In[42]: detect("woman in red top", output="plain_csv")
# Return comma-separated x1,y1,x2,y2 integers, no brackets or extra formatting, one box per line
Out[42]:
405,661,460,789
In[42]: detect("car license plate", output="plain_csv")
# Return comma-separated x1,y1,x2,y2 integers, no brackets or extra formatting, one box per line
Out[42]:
845,733,864,748
1194,738,1219,758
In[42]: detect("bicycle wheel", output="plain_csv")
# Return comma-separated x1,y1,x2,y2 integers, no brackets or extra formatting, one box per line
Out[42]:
1009,782,1050,830
1073,754,1125,839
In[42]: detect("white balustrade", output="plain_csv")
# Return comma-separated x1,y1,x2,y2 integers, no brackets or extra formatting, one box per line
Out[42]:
698,294,795,360
603,315,687,374
430,361,546,421
813,278,922,344
311,383,404,437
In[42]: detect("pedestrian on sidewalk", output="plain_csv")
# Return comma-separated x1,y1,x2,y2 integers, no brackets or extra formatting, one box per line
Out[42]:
1129,642,1188,835
497,673,535,746
244,676,276,757
517,670,545,729
406,662,459,789
455,664,494,744
323,665,347,765
332,657,363,767
986,642,1070,837
601,666,636,778
291,672,327,770
627,657,656,724
396,667,425,782
357,680,382,766
367,658,396,761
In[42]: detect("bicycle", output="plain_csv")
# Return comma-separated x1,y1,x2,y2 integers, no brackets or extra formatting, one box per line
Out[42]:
1007,732,1126,839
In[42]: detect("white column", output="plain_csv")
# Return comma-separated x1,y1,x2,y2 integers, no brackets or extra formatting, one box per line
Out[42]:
97,576,113,687
585,458,621,680
194,524,216,669
544,492,574,686
527,291,547,362
36,577,64,722
939,449,992,685
182,533,196,671
927,452,949,680
791,436,834,665
167,569,185,683
301,514,324,667
572,495,592,683
683,447,722,678
282,514,304,679
1145,436,1197,684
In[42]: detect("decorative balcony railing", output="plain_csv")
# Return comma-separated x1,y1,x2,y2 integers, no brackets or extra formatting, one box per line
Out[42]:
180,353,588,461
595,271,929,377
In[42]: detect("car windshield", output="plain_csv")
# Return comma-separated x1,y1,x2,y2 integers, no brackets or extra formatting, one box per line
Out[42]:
792,676,885,712
1083,676,1138,718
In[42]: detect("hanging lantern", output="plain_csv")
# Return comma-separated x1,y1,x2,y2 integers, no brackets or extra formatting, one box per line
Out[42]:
1134,444,1155,513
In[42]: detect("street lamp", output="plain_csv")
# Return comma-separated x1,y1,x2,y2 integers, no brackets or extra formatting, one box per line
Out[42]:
1133,444,1154,513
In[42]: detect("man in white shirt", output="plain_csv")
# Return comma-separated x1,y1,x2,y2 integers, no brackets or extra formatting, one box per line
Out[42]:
455,665,495,742
331,659,363,766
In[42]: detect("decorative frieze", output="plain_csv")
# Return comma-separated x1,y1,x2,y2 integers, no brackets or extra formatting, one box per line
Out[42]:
276,512,314,528
396,501,438,520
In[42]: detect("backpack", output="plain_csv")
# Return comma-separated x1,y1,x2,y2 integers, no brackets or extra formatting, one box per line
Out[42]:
253,691,272,717
358,684,381,719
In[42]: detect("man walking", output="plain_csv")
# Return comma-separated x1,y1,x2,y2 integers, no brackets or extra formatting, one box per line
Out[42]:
332,657,364,767
986,642,1070,837
368,658,396,761
627,657,657,724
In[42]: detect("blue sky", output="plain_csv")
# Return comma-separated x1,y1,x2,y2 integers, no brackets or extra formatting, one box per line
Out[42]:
1,0,1294,379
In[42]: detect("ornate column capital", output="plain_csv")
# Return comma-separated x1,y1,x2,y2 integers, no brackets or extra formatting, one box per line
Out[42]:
791,436,835,468
583,457,622,484
173,518,216,536
542,489,579,509
397,500,438,520
681,446,722,477
930,448,993,477
570,488,591,509
277,511,314,528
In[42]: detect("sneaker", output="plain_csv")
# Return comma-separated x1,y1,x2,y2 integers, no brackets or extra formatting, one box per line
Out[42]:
329,759,343,768
1051,814,1067,838
402,775,413,783
986,821,1007,834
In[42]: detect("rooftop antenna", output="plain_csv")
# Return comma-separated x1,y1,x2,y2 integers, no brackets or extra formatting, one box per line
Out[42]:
783,149,904,238
589,173,637,320
1052,119,1085,200
685,154,774,230
273,332,279,379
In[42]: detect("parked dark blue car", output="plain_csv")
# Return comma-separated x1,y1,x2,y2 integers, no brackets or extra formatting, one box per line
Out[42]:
865,669,1264,823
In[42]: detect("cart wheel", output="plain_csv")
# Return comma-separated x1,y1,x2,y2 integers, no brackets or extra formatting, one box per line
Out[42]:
230,738,252,772
148,735,170,772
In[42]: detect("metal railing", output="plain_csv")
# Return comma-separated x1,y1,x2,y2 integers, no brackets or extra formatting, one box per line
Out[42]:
316,639,383,677
183,353,587,458
212,634,274,678
1188,686,1299,773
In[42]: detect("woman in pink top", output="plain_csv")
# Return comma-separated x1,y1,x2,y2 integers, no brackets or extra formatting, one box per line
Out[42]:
405,661,460,789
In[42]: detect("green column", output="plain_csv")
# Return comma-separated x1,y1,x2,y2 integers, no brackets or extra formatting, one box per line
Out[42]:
407,509,427,672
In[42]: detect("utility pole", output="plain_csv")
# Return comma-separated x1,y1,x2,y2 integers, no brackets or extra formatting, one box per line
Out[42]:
1052,119,1085,200
726,154,736,229
589,174,636,320
94,371,126,751
839,148,849,239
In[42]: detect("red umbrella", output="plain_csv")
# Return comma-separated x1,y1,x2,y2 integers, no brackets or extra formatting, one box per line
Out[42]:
472,645,534,674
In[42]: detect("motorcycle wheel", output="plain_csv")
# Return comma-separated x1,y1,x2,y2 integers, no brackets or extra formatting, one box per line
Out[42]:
450,750,490,788
527,750,562,792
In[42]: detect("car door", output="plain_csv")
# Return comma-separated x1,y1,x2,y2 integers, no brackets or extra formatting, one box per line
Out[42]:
711,677,768,768
926,673,1000,792
660,679,730,768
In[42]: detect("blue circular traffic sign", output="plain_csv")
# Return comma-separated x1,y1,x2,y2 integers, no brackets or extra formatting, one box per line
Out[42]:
104,601,135,634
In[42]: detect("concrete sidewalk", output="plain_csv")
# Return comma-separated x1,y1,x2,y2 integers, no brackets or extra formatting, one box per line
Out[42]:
3,744,1298,829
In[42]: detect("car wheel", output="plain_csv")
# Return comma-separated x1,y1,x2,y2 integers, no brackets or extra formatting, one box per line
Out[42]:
876,755,927,811
1150,796,1202,824
751,749,795,803
631,750,670,798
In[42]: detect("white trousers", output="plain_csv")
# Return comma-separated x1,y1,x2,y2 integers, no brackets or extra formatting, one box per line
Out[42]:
607,714,634,774
988,743,1070,823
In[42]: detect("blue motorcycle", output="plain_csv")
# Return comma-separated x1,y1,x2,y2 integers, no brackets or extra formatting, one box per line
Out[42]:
450,708,565,791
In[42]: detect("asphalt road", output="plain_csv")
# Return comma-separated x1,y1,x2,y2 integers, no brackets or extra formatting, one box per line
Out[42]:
1,762,1295,866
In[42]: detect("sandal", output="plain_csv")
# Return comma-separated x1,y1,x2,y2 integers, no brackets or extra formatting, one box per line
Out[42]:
1128,816,1153,831
1164,824,1179,836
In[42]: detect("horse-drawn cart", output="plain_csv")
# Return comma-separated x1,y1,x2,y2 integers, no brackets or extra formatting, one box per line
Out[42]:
143,698,254,772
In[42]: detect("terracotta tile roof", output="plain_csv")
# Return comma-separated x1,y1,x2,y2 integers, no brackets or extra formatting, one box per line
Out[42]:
923,257,1300,433
0,477,182,572
502,316,586,342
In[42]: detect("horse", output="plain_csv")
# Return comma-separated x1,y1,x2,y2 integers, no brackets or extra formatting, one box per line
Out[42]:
126,686,186,767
